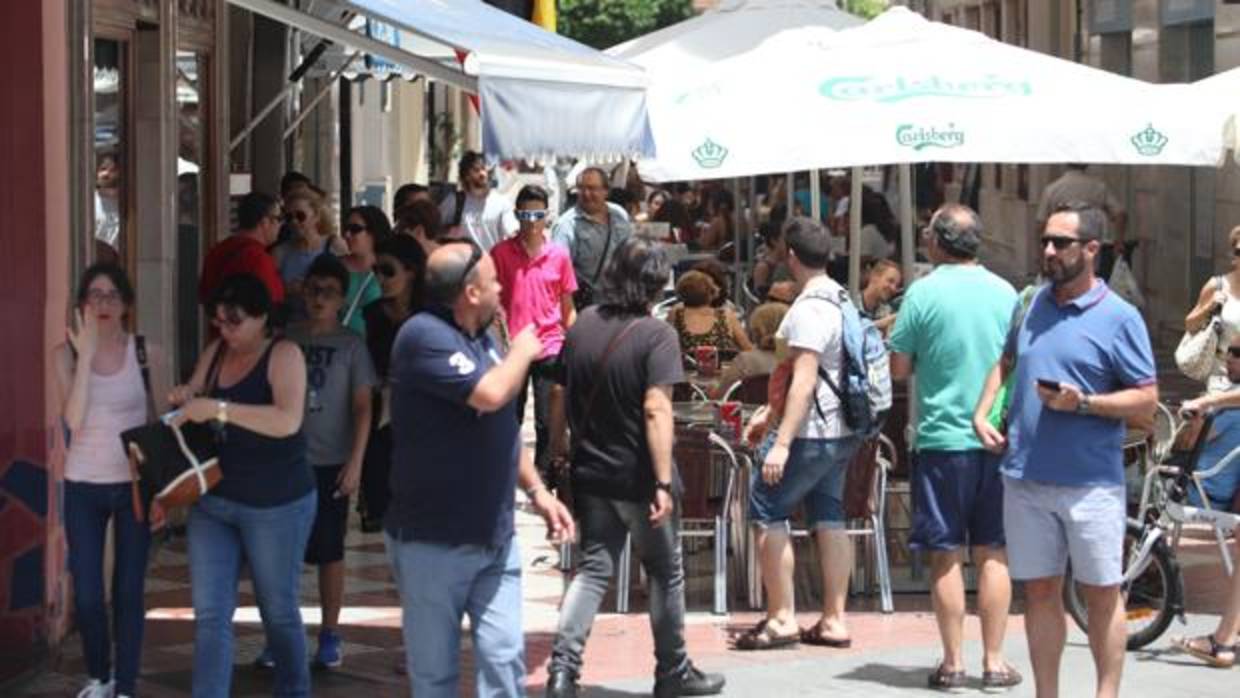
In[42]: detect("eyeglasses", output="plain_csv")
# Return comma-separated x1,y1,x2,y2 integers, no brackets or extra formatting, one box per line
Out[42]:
1041,235,1082,251
374,262,399,278
286,210,309,223
1228,347,1240,359
86,289,123,305
343,223,367,236
515,209,548,223
211,308,246,329
303,282,342,300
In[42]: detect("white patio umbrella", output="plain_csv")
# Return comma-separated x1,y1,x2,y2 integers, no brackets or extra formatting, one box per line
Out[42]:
1195,67,1240,163
608,0,866,302
641,7,1224,181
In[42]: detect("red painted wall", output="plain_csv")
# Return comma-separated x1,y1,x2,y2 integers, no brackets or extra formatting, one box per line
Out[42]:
0,0,65,685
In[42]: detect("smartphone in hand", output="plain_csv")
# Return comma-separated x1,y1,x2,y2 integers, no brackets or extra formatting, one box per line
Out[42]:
1036,378,1062,392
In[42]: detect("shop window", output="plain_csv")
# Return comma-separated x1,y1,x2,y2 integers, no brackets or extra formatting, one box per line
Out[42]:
177,50,206,379
93,38,128,268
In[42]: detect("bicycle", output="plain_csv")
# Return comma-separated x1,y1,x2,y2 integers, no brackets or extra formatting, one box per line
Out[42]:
1063,405,1240,650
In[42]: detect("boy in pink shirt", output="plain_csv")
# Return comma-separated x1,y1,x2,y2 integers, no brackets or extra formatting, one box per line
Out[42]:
492,184,578,486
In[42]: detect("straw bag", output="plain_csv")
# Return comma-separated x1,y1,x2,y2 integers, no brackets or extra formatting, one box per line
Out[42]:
1176,277,1224,383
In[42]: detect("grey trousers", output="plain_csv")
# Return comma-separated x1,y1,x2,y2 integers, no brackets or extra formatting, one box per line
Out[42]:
549,493,689,679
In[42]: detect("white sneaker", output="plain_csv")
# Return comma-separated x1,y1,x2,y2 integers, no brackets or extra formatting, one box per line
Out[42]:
76,679,115,698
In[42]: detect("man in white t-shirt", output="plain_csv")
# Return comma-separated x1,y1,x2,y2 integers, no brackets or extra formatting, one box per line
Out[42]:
735,216,862,652
439,151,518,250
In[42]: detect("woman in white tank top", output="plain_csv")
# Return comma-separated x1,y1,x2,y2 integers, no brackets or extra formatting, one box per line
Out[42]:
53,264,165,698
1184,226,1240,393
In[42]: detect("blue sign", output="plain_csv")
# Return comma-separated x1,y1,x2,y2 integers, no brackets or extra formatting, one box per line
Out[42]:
364,19,400,77
1090,0,1132,34
1160,0,1214,26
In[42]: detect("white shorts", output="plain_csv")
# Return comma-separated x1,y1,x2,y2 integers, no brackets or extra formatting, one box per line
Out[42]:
1002,475,1126,586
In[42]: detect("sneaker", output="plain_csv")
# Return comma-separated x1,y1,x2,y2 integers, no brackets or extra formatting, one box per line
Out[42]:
545,668,579,698
653,661,725,698
314,628,343,669
76,679,115,698
253,646,275,669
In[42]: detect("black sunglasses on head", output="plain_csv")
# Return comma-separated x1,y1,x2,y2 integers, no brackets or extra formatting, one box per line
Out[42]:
1041,235,1082,251
443,238,483,291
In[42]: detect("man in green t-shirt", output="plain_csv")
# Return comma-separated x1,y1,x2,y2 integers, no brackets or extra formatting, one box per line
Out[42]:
889,204,1022,692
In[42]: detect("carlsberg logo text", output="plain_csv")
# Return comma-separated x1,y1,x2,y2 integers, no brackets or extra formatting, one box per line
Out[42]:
896,124,965,151
821,74,1032,103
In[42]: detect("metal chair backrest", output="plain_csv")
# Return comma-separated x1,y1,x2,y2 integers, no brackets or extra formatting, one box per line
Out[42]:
673,382,711,402
673,425,739,520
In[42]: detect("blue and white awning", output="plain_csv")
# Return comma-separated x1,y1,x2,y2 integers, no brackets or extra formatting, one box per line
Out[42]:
227,0,655,162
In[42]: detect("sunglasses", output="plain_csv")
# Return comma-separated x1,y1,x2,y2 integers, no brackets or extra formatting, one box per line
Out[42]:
211,308,246,329
303,282,342,300
1041,235,1082,251
374,262,399,278
343,223,367,236
515,209,548,222
286,210,309,223
444,239,483,291
1229,347,1240,359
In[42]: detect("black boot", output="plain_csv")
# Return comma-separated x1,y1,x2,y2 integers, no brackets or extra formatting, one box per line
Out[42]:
545,668,579,698
654,661,725,698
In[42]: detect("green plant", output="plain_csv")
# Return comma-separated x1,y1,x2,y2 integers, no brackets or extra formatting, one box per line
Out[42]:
428,111,462,182
558,0,694,50
842,0,889,20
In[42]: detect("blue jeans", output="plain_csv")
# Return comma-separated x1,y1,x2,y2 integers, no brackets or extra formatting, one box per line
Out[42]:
385,534,524,698
749,435,861,531
64,481,151,695
188,492,315,698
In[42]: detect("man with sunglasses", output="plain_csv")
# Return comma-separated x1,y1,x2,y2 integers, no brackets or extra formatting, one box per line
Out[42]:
974,202,1157,698
492,185,578,488
1035,164,1130,280
198,191,285,307
552,167,633,309
438,150,518,251
385,239,575,698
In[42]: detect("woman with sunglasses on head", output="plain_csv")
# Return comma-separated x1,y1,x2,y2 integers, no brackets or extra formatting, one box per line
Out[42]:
1185,225,1240,393
274,190,344,322
168,274,315,698
54,263,166,698
359,236,428,532
340,205,393,337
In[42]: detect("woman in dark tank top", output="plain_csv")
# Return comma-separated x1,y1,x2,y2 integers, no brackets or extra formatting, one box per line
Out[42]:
169,274,315,698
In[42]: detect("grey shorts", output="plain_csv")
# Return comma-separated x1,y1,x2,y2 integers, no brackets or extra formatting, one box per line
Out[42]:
1002,475,1125,586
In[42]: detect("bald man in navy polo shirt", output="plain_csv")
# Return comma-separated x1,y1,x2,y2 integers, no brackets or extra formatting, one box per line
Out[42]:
384,239,575,698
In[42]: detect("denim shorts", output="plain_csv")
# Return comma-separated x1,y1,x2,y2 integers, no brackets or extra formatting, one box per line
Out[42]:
749,434,860,531
1003,475,1125,586
910,450,1005,551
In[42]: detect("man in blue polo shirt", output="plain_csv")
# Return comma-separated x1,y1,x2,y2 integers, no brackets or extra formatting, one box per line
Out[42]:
973,203,1157,698
385,239,575,698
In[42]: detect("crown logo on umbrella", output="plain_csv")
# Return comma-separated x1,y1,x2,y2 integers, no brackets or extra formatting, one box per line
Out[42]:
1130,124,1169,157
691,139,728,169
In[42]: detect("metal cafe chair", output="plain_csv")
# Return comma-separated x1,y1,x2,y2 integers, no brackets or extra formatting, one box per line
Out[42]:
720,374,769,405
614,425,740,615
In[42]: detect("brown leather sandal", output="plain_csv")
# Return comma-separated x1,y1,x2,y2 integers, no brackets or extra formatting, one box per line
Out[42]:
732,619,799,651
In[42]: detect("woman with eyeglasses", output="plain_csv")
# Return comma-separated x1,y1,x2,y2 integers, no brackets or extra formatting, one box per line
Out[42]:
274,190,344,322
54,263,165,698
340,206,393,337
360,236,428,532
1185,225,1240,393
168,273,315,698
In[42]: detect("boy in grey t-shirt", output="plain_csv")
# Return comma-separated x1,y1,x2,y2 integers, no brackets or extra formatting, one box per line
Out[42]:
281,254,376,669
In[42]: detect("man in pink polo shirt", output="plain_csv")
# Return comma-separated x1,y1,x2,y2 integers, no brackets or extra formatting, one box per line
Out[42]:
493,184,578,487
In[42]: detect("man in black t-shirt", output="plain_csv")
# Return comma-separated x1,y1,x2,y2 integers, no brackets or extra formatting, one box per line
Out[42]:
545,238,725,698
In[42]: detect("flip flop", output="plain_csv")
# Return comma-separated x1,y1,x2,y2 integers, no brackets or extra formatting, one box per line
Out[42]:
799,622,852,648
1172,634,1236,668
732,619,800,651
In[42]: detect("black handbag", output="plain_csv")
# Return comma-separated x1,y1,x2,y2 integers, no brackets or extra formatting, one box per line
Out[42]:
120,343,225,518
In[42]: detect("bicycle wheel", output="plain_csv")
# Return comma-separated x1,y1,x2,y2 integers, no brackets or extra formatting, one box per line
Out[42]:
1064,521,1182,650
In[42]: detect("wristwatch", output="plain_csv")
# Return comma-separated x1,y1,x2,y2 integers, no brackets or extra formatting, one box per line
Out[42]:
654,480,674,495
216,400,229,424
1075,394,1091,415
